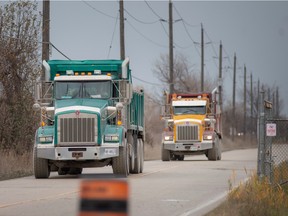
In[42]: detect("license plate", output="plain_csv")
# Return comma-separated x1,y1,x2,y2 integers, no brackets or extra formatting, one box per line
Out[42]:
72,152,83,158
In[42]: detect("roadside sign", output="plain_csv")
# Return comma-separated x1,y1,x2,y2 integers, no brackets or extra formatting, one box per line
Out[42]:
266,123,276,137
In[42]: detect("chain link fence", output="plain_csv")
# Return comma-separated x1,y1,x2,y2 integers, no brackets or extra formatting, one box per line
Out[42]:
270,120,288,185
257,91,288,185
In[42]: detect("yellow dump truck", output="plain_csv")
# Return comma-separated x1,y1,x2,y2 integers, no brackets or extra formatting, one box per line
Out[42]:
162,88,222,161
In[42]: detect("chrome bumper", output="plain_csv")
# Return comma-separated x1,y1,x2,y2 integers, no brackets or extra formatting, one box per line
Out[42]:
36,144,119,160
163,141,213,151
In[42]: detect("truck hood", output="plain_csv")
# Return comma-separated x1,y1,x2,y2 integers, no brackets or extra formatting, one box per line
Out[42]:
173,115,206,125
54,99,108,114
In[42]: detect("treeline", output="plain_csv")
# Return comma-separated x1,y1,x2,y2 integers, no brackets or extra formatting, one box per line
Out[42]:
0,1,41,153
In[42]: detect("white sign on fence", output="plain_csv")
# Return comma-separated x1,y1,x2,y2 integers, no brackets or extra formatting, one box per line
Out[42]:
266,123,276,137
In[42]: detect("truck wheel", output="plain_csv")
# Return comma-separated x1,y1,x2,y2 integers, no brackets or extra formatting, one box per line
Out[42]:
161,143,171,161
139,139,144,173
33,147,50,179
217,138,222,160
112,141,129,177
178,155,185,161
128,133,135,173
207,135,220,161
131,137,141,174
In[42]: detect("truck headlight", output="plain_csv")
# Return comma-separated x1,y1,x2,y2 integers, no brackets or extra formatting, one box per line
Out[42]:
164,135,173,141
203,134,213,140
39,136,53,143
104,134,119,142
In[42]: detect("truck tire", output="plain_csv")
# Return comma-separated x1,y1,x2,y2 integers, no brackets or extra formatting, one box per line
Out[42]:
207,135,220,161
33,147,50,179
112,141,129,177
178,155,185,161
161,143,171,161
217,138,222,160
131,137,141,174
139,139,144,173
128,133,135,172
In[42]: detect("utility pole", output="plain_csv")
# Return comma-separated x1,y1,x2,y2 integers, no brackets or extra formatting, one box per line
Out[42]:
273,92,275,117
250,73,253,135
42,0,50,80
257,79,260,116
276,87,279,117
42,0,50,100
119,0,125,60
243,65,247,137
201,23,204,92
232,53,236,141
218,41,223,113
169,0,174,94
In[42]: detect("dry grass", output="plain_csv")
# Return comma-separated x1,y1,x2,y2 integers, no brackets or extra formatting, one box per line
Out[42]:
144,143,161,161
0,150,33,181
206,171,288,216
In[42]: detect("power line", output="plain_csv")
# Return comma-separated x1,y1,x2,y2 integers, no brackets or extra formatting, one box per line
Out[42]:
126,20,167,48
50,42,71,60
182,19,200,28
144,0,164,20
173,4,199,28
107,13,119,59
223,46,233,69
132,75,161,86
204,30,218,56
124,8,159,25
1,34,71,60
81,0,117,20
171,7,201,56
159,20,192,50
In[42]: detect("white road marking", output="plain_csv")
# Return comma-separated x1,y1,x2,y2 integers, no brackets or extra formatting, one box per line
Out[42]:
179,177,250,216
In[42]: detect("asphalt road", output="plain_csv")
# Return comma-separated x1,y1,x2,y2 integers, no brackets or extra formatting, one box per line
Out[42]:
0,148,257,216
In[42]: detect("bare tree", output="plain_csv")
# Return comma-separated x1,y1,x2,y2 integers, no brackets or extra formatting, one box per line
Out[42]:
144,93,163,147
153,53,216,93
0,1,41,152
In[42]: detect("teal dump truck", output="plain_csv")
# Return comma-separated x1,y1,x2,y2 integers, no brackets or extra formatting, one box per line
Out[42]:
32,58,144,178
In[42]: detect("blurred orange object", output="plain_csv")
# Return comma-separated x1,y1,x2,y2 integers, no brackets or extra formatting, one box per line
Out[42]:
79,180,128,216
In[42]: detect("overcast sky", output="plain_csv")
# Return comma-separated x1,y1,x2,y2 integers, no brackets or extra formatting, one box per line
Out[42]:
45,1,288,116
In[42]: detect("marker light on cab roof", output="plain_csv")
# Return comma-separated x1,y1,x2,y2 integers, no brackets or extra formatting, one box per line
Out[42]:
66,70,74,75
94,70,101,75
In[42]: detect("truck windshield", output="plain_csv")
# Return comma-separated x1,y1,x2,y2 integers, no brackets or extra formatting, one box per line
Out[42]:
174,106,206,115
55,81,111,99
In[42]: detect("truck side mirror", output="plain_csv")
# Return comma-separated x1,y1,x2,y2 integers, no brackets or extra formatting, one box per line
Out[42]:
32,103,41,111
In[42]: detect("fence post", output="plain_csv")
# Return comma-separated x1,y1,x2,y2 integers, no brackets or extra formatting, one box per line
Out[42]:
264,101,273,183
257,91,265,180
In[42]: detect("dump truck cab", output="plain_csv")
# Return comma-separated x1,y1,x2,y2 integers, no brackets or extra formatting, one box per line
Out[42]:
162,90,221,161
33,59,144,178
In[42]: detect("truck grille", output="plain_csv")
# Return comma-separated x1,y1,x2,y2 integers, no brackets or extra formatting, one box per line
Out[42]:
176,125,199,141
58,113,98,146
